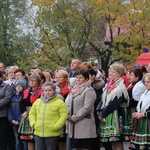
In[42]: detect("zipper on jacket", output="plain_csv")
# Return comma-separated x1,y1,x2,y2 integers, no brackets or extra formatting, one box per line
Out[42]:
42,103,47,137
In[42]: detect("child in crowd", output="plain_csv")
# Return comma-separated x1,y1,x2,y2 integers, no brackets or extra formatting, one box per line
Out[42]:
29,82,68,150
8,79,28,150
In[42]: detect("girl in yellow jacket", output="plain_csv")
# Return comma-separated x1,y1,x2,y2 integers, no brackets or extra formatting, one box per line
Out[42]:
29,82,68,150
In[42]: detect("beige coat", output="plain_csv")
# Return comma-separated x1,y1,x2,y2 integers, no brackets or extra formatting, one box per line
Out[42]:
66,86,97,139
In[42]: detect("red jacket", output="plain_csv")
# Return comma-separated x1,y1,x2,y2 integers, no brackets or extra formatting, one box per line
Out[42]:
23,87,43,104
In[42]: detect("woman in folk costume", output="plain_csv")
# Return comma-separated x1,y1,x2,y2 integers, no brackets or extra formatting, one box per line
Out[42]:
126,68,144,141
97,63,129,150
127,68,144,109
19,73,43,150
129,73,150,150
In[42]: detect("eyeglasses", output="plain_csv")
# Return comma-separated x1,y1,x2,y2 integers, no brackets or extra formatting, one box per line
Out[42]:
29,80,37,82
15,74,23,77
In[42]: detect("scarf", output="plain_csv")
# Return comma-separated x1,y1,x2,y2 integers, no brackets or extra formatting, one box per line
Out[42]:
106,78,122,94
106,80,117,93
70,82,89,95
24,86,43,104
58,81,70,97
28,86,42,96
137,90,150,113
101,77,129,109
127,82,137,90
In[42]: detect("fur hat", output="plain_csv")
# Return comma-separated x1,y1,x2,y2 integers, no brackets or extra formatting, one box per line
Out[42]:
15,79,27,89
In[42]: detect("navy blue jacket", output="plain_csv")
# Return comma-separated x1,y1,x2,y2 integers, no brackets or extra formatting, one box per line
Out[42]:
8,91,23,123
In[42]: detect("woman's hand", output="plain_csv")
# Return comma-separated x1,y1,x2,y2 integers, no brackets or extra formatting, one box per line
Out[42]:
97,112,106,122
67,115,73,122
101,118,106,122
12,120,16,124
12,120,19,125
133,112,145,119
15,121,19,125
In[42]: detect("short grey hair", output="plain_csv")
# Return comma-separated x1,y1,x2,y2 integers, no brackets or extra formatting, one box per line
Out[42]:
29,73,41,86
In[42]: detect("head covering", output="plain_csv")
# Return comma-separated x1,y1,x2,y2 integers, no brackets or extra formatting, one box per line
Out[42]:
15,79,27,89
134,64,140,68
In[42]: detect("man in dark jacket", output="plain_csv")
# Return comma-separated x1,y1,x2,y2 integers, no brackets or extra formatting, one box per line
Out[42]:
0,71,12,150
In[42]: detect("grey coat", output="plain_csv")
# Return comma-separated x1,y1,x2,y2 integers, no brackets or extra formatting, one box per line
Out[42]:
0,81,12,117
66,86,97,139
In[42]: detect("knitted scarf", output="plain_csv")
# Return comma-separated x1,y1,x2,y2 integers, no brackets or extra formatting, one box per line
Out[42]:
71,82,89,95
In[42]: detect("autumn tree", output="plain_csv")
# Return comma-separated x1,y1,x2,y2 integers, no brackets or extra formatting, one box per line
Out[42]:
32,0,150,71
32,0,106,69
96,0,150,70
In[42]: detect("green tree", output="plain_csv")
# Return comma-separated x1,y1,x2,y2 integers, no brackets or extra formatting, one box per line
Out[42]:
0,0,34,69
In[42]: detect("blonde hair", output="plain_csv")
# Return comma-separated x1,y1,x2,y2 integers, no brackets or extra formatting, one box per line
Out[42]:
56,70,68,79
144,73,150,81
8,66,19,73
109,63,125,75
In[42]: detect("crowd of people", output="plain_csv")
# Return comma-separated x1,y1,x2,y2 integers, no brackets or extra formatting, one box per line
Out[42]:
0,60,150,150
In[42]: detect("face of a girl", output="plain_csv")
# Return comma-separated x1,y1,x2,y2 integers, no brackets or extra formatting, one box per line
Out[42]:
109,68,121,81
76,74,87,85
55,74,66,84
144,77,150,90
128,72,139,83
44,86,55,98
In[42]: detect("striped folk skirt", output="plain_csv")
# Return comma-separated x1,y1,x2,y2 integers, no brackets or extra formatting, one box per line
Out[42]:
18,117,34,141
129,118,150,150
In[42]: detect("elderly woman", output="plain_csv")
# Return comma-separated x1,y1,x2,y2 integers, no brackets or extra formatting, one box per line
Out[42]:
19,73,43,150
66,69,96,150
4,66,19,85
129,73,150,150
97,63,129,150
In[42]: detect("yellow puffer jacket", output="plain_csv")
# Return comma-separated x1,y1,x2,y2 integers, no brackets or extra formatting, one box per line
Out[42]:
29,95,68,137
